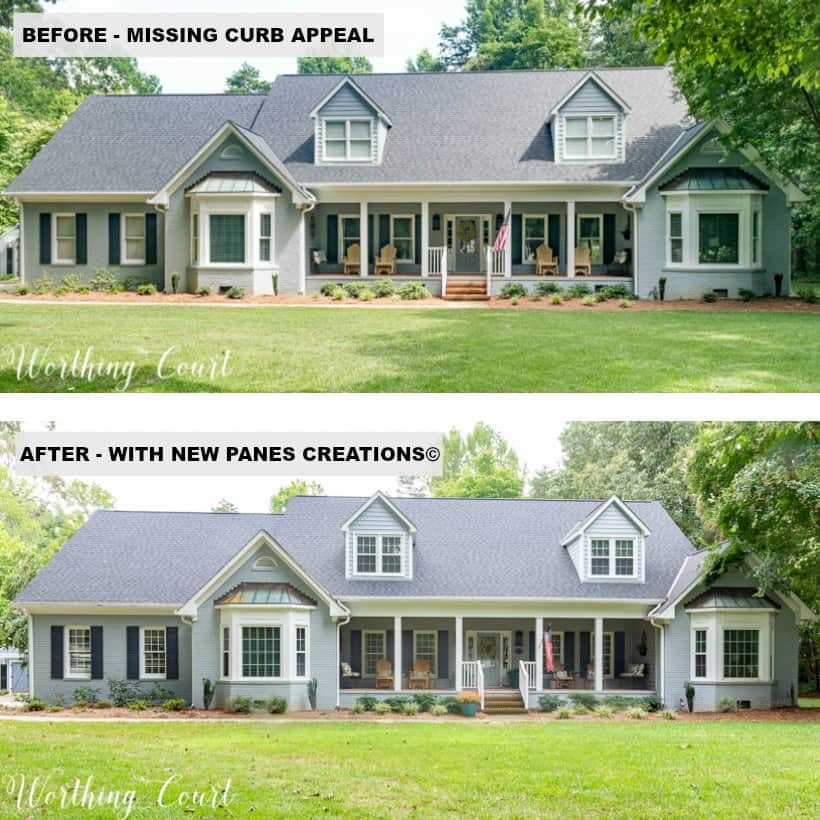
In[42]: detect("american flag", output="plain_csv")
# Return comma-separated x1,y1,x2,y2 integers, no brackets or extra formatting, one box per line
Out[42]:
492,208,512,252
544,625,554,673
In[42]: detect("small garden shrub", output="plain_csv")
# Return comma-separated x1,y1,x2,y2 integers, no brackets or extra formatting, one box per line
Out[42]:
162,698,189,712
195,285,211,297
72,686,101,705
640,695,664,714
402,702,420,716
718,697,737,713
626,707,646,720
439,696,461,715
510,297,519,305
594,290,609,302
32,272,54,294
384,696,412,714
556,708,571,719
54,286,71,297
529,293,542,302
601,696,632,712
272,273,279,295
47,705,63,713
431,704,448,717
355,695,377,712
351,702,365,714
374,702,391,715
569,693,600,709
60,273,83,292
73,700,90,710
16,285,29,295
0,689,8,696
90,268,123,293
128,699,149,712
661,709,676,720
738,287,756,302
398,282,431,300
618,298,632,309
538,694,562,713
230,696,254,714
137,283,157,295
77,285,90,294
581,295,594,306
535,280,559,295
550,292,563,305
320,282,344,297
108,679,145,707
373,278,395,297
147,683,177,704
121,274,141,292
412,692,438,712
571,705,589,716
566,283,591,298
602,283,631,299
267,696,287,714
203,678,215,711
361,288,374,301
795,285,817,303
500,282,527,299
226,286,245,300
595,706,614,719
343,281,368,299
307,678,318,711
170,271,180,294
702,290,718,303
24,700,46,712
92,699,113,710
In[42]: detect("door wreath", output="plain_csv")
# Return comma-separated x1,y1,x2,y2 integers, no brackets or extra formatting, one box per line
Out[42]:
457,220,477,243
479,636,497,657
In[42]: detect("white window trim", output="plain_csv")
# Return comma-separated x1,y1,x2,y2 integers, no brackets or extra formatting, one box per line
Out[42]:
353,532,405,577
64,625,91,680
338,214,361,263
222,626,230,679
550,630,564,666
562,115,618,160
413,630,437,676
690,625,711,680
591,630,615,678
52,212,76,265
667,210,683,266
294,623,310,679
522,214,547,264
191,212,199,265
577,214,604,264
390,214,415,263
322,117,375,163
139,626,167,680
751,207,762,267
259,210,274,265
588,537,638,580
121,213,146,266
362,629,387,677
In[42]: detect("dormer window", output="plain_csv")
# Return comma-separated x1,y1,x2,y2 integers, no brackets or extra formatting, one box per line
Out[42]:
564,115,617,159
590,538,635,578
355,533,403,575
323,119,373,162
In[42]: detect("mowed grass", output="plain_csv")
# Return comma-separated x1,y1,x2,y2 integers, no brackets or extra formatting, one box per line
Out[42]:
0,303,817,392
2,720,819,818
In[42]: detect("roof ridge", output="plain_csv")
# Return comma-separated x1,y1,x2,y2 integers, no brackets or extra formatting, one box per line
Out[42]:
275,65,671,79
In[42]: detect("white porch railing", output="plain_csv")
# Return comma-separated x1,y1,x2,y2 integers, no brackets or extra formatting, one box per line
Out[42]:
486,247,505,276
461,660,485,709
518,660,529,707
428,246,445,275
441,246,448,295
520,660,537,691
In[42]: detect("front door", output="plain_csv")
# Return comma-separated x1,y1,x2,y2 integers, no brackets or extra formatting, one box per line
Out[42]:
477,632,500,687
455,216,480,272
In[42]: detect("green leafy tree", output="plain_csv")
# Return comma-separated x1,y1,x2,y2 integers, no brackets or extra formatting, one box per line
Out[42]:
225,62,272,94
0,0,56,29
297,57,373,75
405,48,446,72
585,13,656,67
270,479,325,514
211,499,238,513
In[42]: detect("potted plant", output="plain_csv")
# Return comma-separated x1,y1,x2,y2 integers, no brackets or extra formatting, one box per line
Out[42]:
455,691,482,717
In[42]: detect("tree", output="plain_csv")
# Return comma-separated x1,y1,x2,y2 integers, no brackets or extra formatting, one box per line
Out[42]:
0,0,56,29
585,14,656,67
270,479,325,513
211,499,238,513
530,422,706,543
405,49,446,72
225,62,271,94
297,57,373,75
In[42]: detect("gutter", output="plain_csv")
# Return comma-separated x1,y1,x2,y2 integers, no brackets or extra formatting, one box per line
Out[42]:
335,612,352,710
649,618,665,703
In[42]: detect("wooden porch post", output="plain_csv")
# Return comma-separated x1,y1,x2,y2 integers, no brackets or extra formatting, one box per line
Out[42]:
566,200,576,278
420,201,429,277
359,200,368,277
298,209,307,295
455,616,463,691
503,199,512,278
393,615,402,691
535,616,544,691
594,616,603,692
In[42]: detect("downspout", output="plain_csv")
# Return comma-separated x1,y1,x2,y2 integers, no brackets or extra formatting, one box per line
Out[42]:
622,200,640,297
649,618,664,704
152,200,169,293
297,194,317,296
335,611,351,710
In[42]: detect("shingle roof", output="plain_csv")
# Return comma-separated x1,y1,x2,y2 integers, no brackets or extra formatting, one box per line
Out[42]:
15,497,696,607
659,166,769,192
7,67,691,193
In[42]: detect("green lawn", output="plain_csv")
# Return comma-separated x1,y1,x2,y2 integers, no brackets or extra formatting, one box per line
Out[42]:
0,304,817,392
1,720,818,818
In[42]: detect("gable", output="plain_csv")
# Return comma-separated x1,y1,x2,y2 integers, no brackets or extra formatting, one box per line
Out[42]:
343,495,414,581
317,83,377,120
559,78,622,115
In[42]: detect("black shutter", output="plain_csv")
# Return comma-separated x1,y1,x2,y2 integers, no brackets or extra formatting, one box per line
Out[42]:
603,213,616,264
108,213,121,265
378,214,390,249
402,630,413,674
579,631,591,678
368,214,375,264
75,213,87,265
564,631,575,673
386,629,394,664
528,631,535,662
414,214,421,264
326,215,338,263
90,626,103,680
0,665,6,691
145,212,158,265
511,214,522,265
39,213,51,264
548,214,561,257
126,626,139,680
437,630,448,680
614,631,626,676
166,626,179,680
50,625,63,679
349,630,361,674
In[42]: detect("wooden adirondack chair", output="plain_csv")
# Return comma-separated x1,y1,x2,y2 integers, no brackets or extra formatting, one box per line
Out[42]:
574,244,592,276
375,659,394,689
375,244,397,275
344,243,361,275
535,243,558,275
408,660,432,689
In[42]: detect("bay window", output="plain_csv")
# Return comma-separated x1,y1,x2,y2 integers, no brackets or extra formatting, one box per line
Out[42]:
688,612,771,682
698,213,739,264
66,626,91,679
323,119,373,162
242,625,280,678
523,215,546,262
209,214,245,264
723,629,759,679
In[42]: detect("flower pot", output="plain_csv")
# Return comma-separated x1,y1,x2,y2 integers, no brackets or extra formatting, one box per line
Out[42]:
460,702,479,717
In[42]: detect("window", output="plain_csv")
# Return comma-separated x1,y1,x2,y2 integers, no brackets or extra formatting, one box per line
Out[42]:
668,212,683,263
391,215,414,262
615,540,634,576
222,627,230,678
54,214,76,264
356,535,377,573
141,627,166,679
414,631,437,676
564,115,617,159
723,629,759,678
590,539,610,576
259,213,272,262
694,629,707,678
323,119,372,161
295,626,307,678
523,216,546,263
362,630,385,676
381,536,403,574
578,215,603,263
66,626,91,678
698,213,739,264
191,213,199,264
339,216,360,259
242,625,280,678
122,214,146,264
551,631,563,666
752,210,760,265
590,631,614,677
209,214,245,264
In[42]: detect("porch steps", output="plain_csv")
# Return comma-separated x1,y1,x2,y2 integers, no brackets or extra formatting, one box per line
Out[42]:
443,280,489,302
482,689,528,715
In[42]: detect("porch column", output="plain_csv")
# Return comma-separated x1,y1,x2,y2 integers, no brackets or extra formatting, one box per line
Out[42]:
420,201,429,277
359,200,369,277
393,615,402,691
535,616,544,691
297,209,307,295
566,200,576,278
503,200,512,278
594,617,603,692
454,616,463,691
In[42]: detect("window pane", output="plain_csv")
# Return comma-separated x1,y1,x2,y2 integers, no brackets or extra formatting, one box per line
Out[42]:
357,535,377,573
325,121,345,139
381,535,402,573
565,118,588,137
68,628,91,676
591,137,614,156
591,117,615,137
126,239,144,259
349,140,371,159
296,626,307,677
242,626,280,677
342,217,360,256
670,239,682,263
349,121,371,140
393,217,412,239
615,539,634,575
143,628,166,676
209,214,245,263
325,140,346,158
669,213,682,236
364,632,384,675
564,137,588,157
222,627,230,677
57,238,76,260
552,634,562,664
698,213,739,263
259,238,271,262
602,633,612,677
56,216,75,239
579,217,600,239
260,213,271,238
590,539,610,575
415,632,436,675
125,216,145,239
723,629,758,678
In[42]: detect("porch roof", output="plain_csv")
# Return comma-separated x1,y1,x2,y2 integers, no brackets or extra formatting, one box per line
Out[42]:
684,587,779,611
659,166,769,192
214,582,316,607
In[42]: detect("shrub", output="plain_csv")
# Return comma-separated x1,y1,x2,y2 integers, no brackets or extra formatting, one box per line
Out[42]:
351,702,365,714
795,285,817,303
702,290,718,303
73,700,90,710
569,693,599,709
72,686,101,705
535,280,560,295
571,705,589,716
90,268,123,293
332,288,345,300
738,287,756,302
384,696,411,714
661,709,676,720
361,288,374,301
128,699,149,712
108,679,145,707
32,272,54,294
170,271,180,294
601,695,631,711
455,691,481,704
230,696,254,714
77,286,90,294
147,683,177,704
16,285,29,295
355,695,377,712
54,286,70,297
373,278,395,297
92,700,112,710
121,274,141,292
718,697,737,713
556,708,571,719
626,707,646,720
566,283,591,298
320,282,343,297
307,678,318,711
658,276,667,301
226,286,244,300
439,696,462,715
374,702,391,715
47,705,63,712
602,283,631,299
618,298,632,309
203,678,215,711
402,702,420,716
550,292,563,305
595,706,614,719
581,295,594,306
500,282,527,299
137,283,157,295
267,696,287,714
162,698,189,712
594,290,609,302
272,273,279,295
398,282,431,300
412,692,438,712
431,704,448,716
60,273,83,292
0,689,7,696
510,297,519,306
24,699,46,712
640,695,664,714
538,694,562,713
343,281,368,299
195,285,211,297
529,293,542,302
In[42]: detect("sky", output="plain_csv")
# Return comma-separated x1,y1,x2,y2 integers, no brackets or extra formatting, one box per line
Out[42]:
48,0,466,92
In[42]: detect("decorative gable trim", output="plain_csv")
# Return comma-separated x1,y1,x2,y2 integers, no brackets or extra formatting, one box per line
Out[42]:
548,71,632,119
341,492,416,533
309,76,392,126
561,495,650,547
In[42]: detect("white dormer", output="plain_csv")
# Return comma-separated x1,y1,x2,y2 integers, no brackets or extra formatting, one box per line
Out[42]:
549,72,630,165
561,496,650,583
342,492,415,580
310,77,392,166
